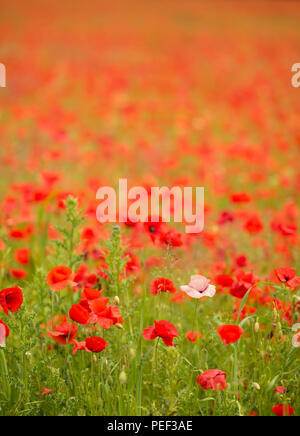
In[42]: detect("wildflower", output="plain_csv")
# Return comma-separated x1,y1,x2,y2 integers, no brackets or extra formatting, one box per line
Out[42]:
217,324,244,344
14,248,30,265
69,304,90,325
244,215,264,234
0,286,23,315
11,268,27,279
41,387,53,396
143,320,178,346
85,336,108,353
47,315,77,345
274,386,287,394
89,298,123,329
150,278,176,296
215,274,234,288
196,369,228,391
274,267,300,290
180,275,216,299
46,266,76,292
186,331,202,342
272,404,294,416
231,192,251,203
230,270,258,299
79,287,103,311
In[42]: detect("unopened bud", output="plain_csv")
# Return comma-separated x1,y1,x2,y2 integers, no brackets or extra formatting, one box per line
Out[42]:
115,323,123,329
252,382,260,390
114,296,120,304
254,321,260,333
129,348,136,359
119,371,127,384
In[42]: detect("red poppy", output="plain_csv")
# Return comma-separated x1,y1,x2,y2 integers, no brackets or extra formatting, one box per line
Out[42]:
244,216,264,234
196,369,228,391
47,315,77,345
144,217,166,243
0,286,23,315
46,266,76,292
272,404,294,416
160,231,183,248
11,268,28,280
143,320,178,346
89,298,123,329
186,331,202,343
215,274,234,288
274,386,287,394
0,319,9,345
85,336,108,353
41,387,53,396
150,278,176,296
231,192,251,203
217,324,244,344
274,268,300,290
230,270,258,299
69,304,90,325
248,410,258,416
14,248,30,265
217,211,235,225
79,287,103,311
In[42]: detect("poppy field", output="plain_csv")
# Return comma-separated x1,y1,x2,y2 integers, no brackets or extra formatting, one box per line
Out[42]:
0,0,300,417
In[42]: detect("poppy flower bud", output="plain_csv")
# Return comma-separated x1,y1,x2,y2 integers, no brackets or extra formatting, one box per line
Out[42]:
254,321,260,333
115,323,123,329
252,382,260,390
129,348,136,359
114,296,120,304
119,370,127,384
25,351,32,360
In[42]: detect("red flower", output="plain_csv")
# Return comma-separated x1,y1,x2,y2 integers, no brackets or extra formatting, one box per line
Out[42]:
215,274,234,288
274,386,287,395
274,268,300,290
85,336,108,353
160,231,183,248
69,304,90,325
0,319,9,345
41,387,53,396
272,404,294,416
231,192,251,203
186,330,202,343
79,287,103,311
244,216,264,234
230,270,258,299
46,266,76,292
89,298,123,329
11,268,28,280
0,286,23,315
143,320,178,346
14,248,30,265
217,324,244,344
150,278,176,296
47,315,77,345
196,369,228,391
